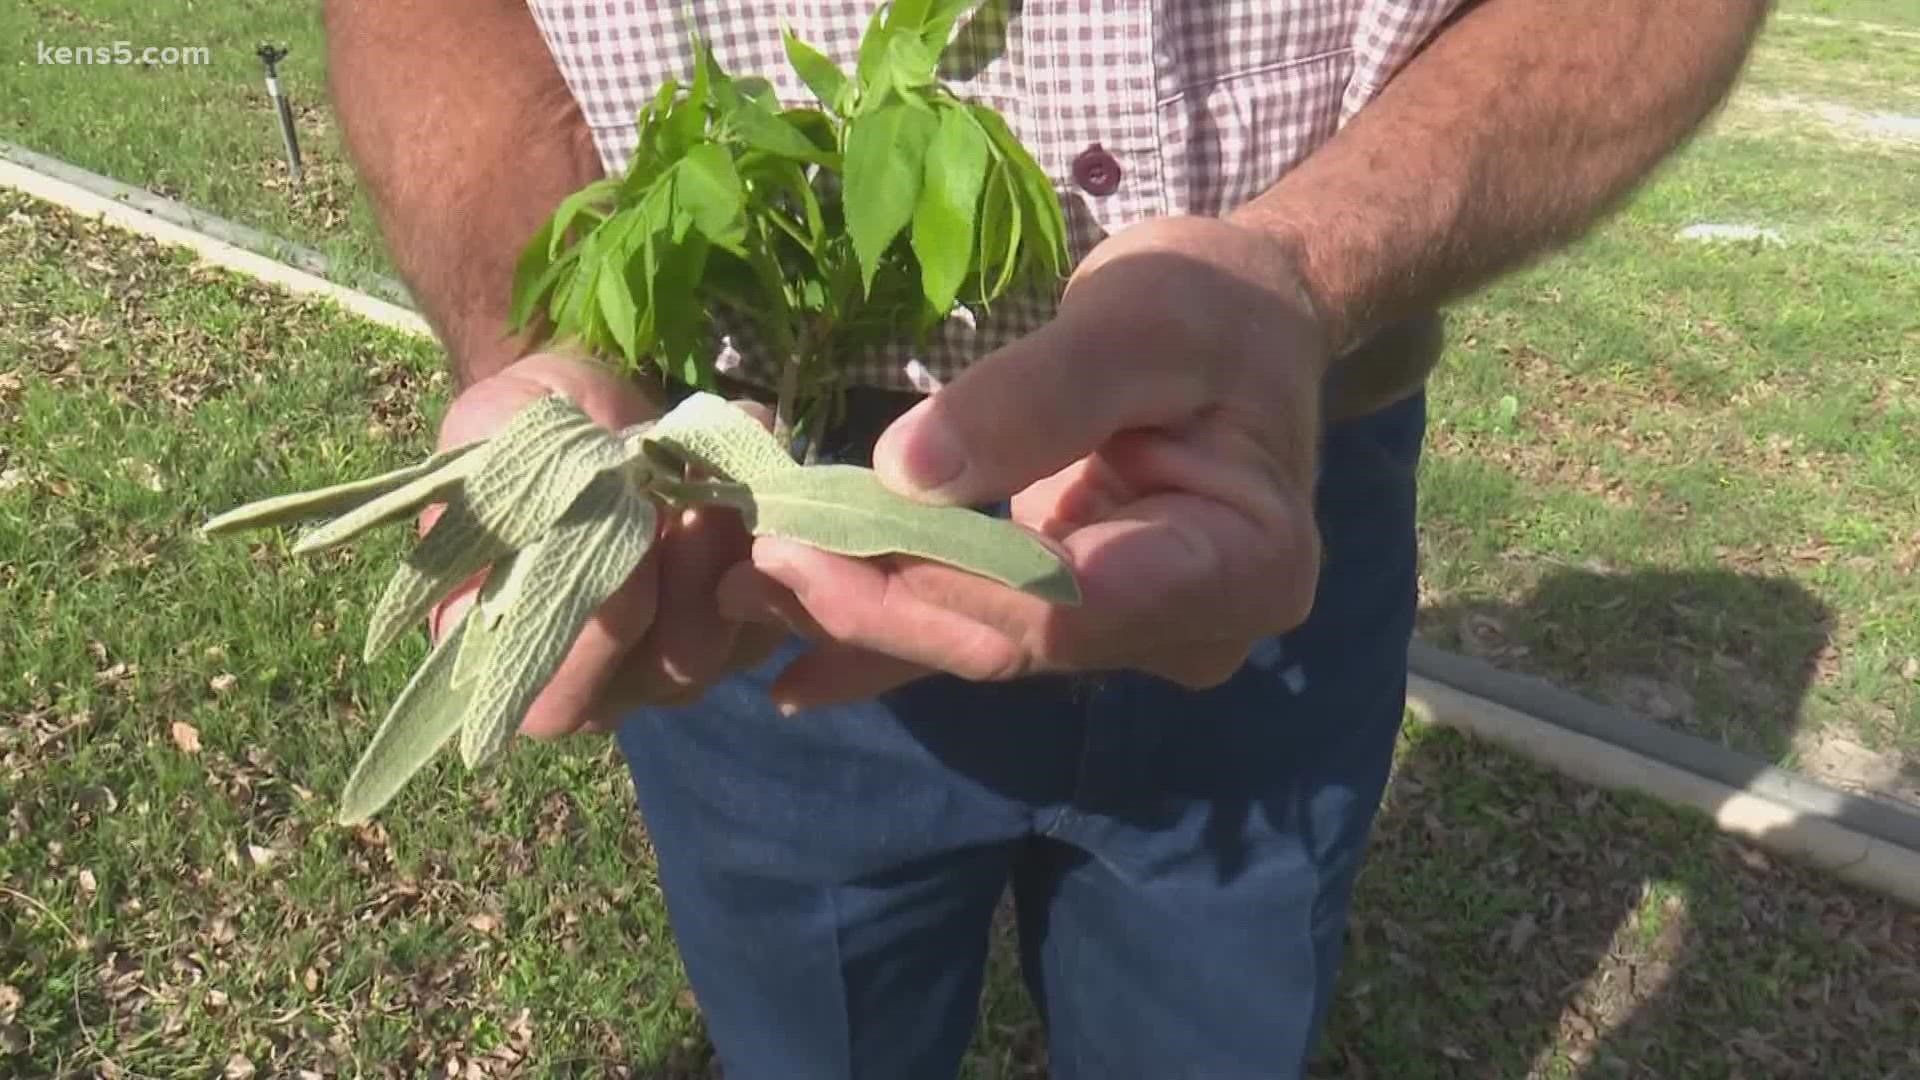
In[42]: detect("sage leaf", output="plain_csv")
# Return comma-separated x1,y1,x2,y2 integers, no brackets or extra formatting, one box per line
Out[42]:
364,498,511,664
457,470,660,768
443,395,630,548
912,104,990,317
200,440,483,537
844,100,939,294
642,391,799,483
451,547,533,690
335,615,475,827
682,464,1080,604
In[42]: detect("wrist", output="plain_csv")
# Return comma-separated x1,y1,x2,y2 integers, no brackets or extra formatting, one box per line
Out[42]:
1220,208,1351,361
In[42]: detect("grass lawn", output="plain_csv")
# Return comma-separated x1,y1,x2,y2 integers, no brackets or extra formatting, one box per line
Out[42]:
4,1,1920,1076
3,189,1917,1077
0,0,390,293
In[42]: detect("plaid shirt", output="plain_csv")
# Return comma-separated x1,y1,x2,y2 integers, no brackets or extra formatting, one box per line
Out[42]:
526,1,1464,393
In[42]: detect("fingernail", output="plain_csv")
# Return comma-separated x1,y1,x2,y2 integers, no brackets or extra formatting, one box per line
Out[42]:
879,401,966,494
776,699,802,718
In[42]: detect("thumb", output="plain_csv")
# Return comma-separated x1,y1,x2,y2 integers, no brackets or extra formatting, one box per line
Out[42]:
871,309,1204,506
440,352,661,448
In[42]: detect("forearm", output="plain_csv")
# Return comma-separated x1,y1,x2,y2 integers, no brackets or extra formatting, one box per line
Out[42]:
323,0,605,388
1234,0,1769,360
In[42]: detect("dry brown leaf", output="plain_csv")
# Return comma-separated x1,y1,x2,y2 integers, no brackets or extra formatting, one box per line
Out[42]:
209,672,238,693
223,1052,256,1080
246,844,278,869
76,868,97,896
0,983,21,1024
170,721,202,755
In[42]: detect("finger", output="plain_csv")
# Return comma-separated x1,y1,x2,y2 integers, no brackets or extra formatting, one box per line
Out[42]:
768,643,934,713
439,352,661,449
516,557,661,740
716,560,830,641
1009,452,1134,541
869,304,1208,506
751,536,1033,682
629,505,751,694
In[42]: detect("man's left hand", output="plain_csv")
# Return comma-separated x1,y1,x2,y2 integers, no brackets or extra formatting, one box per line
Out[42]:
717,216,1332,711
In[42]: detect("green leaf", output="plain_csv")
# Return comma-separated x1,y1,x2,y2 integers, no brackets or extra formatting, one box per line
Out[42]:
364,499,511,663
200,440,483,537
676,465,1080,604
773,158,827,250
335,615,475,827
912,104,990,317
649,233,714,388
782,26,851,113
855,5,892,86
508,217,555,330
641,391,800,482
546,178,621,258
843,100,939,294
970,105,1067,278
456,470,660,767
597,260,640,361
687,32,713,112
730,104,839,167
886,0,934,32
974,158,1020,302
675,143,748,250
921,0,977,52
884,32,939,91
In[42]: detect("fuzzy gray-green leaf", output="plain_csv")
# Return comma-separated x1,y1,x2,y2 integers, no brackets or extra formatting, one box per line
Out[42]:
447,394,629,553
335,615,475,827
642,391,800,481
457,471,660,768
451,548,533,691
690,464,1080,604
364,499,512,663
292,394,618,555
201,440,482,537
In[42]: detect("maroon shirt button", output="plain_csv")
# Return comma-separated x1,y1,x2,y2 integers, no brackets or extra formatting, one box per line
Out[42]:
1071,143,1121,196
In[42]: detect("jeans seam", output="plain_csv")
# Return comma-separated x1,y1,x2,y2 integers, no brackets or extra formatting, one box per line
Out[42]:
825,886,855,1080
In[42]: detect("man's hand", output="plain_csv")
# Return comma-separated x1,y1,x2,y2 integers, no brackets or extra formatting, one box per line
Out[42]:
425,353,785,738
717,216,1331,710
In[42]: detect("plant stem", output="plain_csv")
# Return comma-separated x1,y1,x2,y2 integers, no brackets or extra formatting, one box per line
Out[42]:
773,351,801,459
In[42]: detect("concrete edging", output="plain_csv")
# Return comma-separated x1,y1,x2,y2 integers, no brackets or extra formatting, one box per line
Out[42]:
1406,643,1920,907
5,145,1919,909
0,142,429,340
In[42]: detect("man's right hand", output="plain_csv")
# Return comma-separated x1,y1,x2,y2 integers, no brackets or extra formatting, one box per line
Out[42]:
422,353,787,740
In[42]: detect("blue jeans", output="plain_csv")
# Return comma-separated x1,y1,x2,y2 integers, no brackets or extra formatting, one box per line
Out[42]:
616,390,1426,1079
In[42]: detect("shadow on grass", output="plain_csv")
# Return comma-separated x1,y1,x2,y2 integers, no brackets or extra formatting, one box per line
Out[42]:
1302,569,1920,1078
